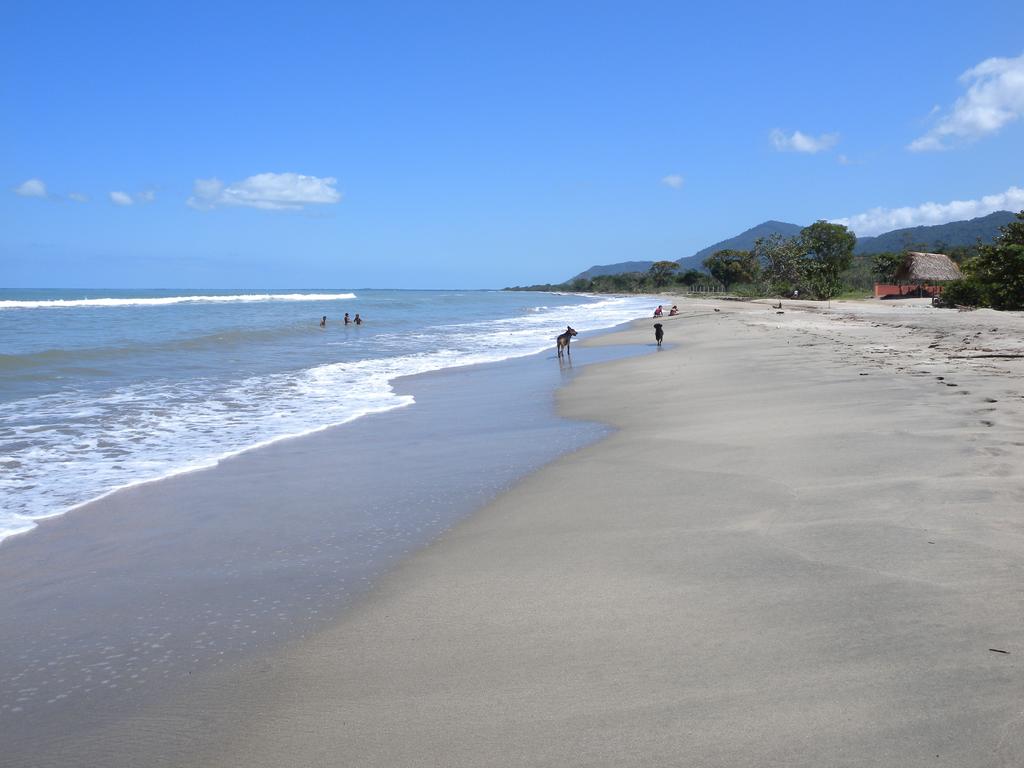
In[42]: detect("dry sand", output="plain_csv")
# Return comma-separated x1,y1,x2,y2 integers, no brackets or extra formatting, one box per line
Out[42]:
18,298,1024,766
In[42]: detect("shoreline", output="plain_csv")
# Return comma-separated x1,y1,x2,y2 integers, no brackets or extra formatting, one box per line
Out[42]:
0,311,666,765
8,297,1024,766
0,296,663,547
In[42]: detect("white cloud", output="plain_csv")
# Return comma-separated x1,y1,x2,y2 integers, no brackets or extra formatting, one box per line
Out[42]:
661,174,684,189
187,172,342,210
69,192,89,203
832,185,1024,236
15,178,47,198
770,129,839,154
110,191,134,206
909,52,1024,151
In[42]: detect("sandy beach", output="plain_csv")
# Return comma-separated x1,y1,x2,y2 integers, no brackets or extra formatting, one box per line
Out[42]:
7,297,1024,767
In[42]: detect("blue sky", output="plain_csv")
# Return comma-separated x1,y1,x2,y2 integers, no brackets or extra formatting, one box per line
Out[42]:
3,0,1023,288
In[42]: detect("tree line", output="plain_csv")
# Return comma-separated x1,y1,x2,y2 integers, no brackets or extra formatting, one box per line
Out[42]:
507,212,1024,310
938,212,1024,310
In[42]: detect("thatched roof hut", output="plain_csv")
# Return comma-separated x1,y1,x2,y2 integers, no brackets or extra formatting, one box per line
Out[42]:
894,252,963,283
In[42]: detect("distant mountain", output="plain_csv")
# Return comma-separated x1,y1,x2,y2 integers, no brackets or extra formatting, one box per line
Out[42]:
568,220,803,281
853,211,1015,254
675,220,804,272
572,260,656,281
565,211,1015,283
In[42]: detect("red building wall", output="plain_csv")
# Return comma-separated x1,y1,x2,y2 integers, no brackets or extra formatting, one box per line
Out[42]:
873,283,946,298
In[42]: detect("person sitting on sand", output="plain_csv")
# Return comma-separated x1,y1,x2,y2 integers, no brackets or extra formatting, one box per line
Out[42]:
344,312,351,325
653,305,663,317
669,305,679,316
354,313,362,325
320,315,326,327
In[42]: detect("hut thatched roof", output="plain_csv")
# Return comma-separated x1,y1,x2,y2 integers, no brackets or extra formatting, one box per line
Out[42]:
894,252,963,282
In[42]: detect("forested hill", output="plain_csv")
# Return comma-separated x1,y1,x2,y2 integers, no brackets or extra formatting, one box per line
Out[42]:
570,220,803,281
572,260,658,281
853,211,1015,254
566,212,1014,283
675,220,803,271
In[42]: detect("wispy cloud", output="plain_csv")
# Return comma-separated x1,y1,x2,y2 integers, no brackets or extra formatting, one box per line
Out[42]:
137,190,156,203
661,174,684,189
909,52,1024,151
110,191,134,206
832,185,1024,236
15,178,48,198
68,192,89,203
770,129,839,154
187,172,342,210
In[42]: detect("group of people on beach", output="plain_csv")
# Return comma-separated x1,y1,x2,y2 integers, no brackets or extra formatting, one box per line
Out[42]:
652,304,679,317
319,312,362,327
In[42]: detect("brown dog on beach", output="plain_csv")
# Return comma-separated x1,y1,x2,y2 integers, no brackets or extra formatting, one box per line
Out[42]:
654,322,664,346
556,326,578,359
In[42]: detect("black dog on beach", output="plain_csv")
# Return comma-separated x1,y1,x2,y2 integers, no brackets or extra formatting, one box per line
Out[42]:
653,323,664,347
556,326,578,359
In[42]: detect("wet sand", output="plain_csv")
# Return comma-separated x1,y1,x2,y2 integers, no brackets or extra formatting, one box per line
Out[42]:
0,342,644,766
7,299,1024,766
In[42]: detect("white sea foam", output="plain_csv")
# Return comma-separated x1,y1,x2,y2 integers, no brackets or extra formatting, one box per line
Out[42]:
0,292,357,309
0,293,656,543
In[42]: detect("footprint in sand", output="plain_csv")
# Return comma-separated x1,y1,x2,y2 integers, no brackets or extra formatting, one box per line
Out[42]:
980,420,995,427
985,398,998,403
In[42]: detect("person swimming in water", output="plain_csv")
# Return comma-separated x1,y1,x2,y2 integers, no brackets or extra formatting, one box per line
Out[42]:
344,312,351,325
320,315,327,327
354,313,362,325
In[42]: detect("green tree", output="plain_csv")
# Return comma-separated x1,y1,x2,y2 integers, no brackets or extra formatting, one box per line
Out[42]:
702,249,759,290
944,244,980,263
569,278,590,292
648,260,679,287
799,220,856,299
676,269,705,287
754,233,804,295
803,260,844,302
871,252,903,283
962,211,1024,310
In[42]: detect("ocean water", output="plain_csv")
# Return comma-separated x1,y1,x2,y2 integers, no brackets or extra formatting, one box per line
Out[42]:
0,288,653,542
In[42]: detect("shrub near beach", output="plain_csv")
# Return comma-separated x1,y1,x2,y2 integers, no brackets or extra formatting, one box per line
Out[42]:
941,211,1024,310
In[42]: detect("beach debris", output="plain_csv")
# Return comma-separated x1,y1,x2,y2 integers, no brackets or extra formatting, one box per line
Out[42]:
988,648,1009,654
